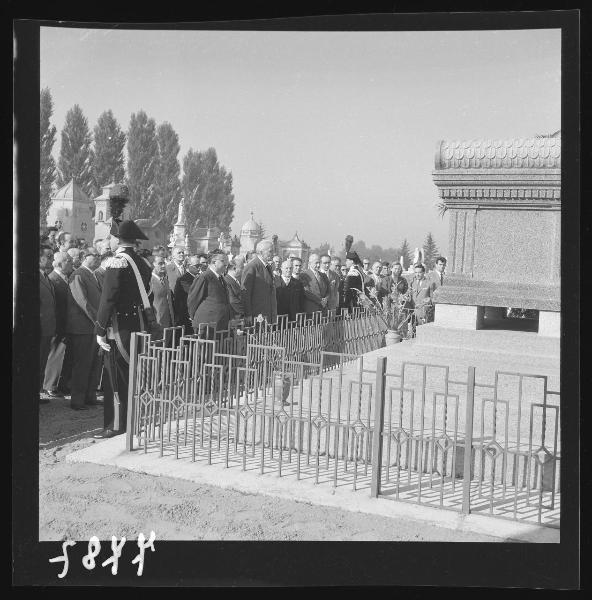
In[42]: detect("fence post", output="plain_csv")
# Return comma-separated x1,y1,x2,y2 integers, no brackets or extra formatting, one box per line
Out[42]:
461,366,476,514
370,356,387,498
126,332,139,452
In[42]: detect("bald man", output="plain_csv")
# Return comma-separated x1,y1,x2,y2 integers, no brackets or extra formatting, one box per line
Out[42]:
240,239,277,324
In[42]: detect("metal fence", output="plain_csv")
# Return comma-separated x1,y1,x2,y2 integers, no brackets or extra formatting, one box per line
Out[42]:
126,319,560,529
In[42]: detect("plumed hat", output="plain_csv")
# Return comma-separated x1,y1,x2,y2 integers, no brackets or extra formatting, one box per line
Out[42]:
344,234,361,264
108,183,130,226
110,219,149,241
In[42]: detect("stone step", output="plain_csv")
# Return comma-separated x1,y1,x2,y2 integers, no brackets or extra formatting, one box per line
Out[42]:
414,323,560,358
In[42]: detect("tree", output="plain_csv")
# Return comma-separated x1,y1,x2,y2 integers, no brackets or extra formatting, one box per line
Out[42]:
40,87,57,226
311,242,331,256
90,110,126,198
57,104,93,196
181,147,235,234
423,232,440,271
399,239,412,270
126,110,158,219
154,122,182,230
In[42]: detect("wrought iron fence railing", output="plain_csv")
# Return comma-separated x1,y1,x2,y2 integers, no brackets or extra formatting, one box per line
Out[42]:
125,318,560,529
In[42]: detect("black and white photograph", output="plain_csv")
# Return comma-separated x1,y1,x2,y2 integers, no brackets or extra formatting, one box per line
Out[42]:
13,9,580,588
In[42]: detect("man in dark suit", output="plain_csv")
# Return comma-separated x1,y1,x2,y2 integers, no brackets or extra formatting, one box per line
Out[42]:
241,240,277,325
276,260,304,322
299,253,329,316
149,256,175,328
225,256,245,319
427,256,447,292
66,248,103,410
174,255,202,332
39,245,56,404
187,251,232,335
94,219,153,438
409,264,434,324
166,246,186,292
320,254,340,313
43,251,73,397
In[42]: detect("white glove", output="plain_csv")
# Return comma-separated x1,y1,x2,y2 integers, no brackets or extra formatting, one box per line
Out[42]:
97,335,111,351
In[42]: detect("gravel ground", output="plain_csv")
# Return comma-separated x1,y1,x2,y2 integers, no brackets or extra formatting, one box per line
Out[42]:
39,394,502,542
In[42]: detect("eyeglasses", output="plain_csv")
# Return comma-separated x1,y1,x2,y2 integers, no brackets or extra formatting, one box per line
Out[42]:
321,262,330,266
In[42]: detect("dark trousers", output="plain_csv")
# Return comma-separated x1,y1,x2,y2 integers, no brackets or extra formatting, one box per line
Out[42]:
40,335,52,392
101,342,129,432
69,334,101,407
57,338,74,392
43,335,65,391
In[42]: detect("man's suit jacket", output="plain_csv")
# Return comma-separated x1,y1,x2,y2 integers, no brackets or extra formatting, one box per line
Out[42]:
187,268,232,332
410,277,433,308
241,257,277,323
67,266,102,334
48,270,71,336
323,269,341,311
174,269,198,329
276,277,304,321
300,269,329,314
149,274,175,328
224,274,245,318
166,262,185,292
40,271,56,338
427,270,444,292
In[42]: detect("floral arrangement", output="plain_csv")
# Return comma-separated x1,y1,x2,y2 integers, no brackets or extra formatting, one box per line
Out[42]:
354,287,414,337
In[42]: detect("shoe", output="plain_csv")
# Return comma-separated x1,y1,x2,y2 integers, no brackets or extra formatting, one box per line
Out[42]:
39,397,50,405
45,389,64,399
71,405,89,411
93,429,122,439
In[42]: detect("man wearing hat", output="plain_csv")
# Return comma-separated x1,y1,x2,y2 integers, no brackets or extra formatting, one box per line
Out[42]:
93,208,152,439
342,235,369,312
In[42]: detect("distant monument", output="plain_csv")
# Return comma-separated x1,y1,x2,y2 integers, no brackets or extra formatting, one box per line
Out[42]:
429,134,560,342
169,197,188,250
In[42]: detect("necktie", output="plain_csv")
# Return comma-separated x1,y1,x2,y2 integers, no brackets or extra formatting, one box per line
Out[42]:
266,264,273,277
219,275,227,292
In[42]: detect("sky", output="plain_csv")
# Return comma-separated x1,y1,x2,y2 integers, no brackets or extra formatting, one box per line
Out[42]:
40,27,560,255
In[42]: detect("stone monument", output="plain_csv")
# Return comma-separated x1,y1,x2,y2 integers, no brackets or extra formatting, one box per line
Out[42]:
169,197,188,251
426,134,560,347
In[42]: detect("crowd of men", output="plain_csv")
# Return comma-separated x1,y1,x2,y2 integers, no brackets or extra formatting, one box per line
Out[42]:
39,221,447,438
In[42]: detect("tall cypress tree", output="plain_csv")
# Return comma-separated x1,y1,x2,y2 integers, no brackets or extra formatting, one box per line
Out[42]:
399,239,412,270
57,104,93,196
423,232,440,270
126,110,158,219
90,110,126,198
181,147,235,234
40,87,57,226
154,122,181,229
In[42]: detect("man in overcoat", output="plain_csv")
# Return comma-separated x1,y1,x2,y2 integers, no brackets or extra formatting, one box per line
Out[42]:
241,239,277,324
40,245,56,404
276,259,304,322
299,253,329,316
149,256,175,329
187,251,232,334
43,251,73,397
66,248,102,410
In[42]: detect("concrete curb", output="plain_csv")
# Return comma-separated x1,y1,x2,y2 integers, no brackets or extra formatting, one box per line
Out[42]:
66,438,559,543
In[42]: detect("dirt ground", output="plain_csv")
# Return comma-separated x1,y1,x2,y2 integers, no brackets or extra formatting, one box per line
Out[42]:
39,396,501,542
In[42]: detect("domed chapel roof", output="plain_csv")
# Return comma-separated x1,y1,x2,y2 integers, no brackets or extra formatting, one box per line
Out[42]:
240,211,260,236
51,179,91,203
